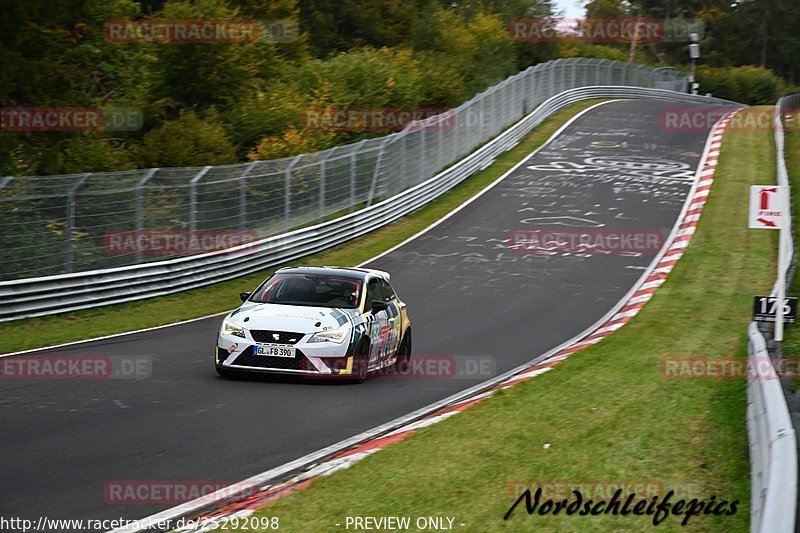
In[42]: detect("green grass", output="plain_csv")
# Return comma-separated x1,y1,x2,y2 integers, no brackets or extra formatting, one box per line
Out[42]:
778,127,800,373
233,107,778,532
0,100,608,354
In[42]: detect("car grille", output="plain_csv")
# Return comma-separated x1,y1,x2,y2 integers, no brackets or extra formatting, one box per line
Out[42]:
250,330,305,344
231,346,315,372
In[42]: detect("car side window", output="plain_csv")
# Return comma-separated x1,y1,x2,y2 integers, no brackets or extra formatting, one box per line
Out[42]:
378,279,395,302
366,279,382,309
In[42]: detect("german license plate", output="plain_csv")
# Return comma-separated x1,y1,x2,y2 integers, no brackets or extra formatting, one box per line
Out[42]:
254,344,296,358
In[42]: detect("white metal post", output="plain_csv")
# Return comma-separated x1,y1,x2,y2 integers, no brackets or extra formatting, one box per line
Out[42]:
65,173,91,274
284,155,302,232
776,192,788,341
135,168,159,263
238,162,258,230
350,140,367,212
188,166,211,233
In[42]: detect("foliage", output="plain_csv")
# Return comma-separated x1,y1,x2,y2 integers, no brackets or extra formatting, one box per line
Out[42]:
697,65,785,105
137,109,238,167
3,0,800,177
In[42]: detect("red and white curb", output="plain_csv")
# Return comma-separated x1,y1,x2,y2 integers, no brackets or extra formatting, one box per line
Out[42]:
159,109,740,533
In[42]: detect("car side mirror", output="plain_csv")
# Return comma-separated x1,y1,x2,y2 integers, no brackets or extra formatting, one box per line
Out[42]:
371,300,389,313
239,292,251,302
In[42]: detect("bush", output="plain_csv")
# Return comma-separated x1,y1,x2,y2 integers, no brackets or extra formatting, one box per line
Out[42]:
697,65,785,104
137,109,237,168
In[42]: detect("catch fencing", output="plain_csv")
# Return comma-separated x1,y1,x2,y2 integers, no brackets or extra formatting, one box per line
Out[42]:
0,83,738,321
0,58,687,282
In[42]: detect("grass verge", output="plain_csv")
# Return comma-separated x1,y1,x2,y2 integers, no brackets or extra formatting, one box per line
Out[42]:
238,107,777,532
778,127,800,377
0,100,608,354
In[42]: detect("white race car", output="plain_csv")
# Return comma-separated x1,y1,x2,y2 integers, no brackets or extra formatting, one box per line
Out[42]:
216,266,412,382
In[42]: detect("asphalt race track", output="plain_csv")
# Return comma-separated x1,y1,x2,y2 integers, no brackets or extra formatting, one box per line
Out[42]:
0,100,737,526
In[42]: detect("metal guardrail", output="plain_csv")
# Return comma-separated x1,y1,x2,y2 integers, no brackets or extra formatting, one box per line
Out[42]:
1,58,689,281
746,94,800,533
0,85,737,321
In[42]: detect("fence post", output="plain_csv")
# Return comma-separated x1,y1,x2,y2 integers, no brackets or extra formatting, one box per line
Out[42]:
65,173,91,274
319,159,327,223
284,155,302,232
189,166,211,234
400,132,408,190
350,140,367,212
367,138,392,207
570,60,576,89
135,168,159,264
437,117,444,172
419,125,426,182
239,162,258,230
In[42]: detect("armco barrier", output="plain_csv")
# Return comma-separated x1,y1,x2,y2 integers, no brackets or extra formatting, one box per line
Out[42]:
746,94,800,533
0,86,738,322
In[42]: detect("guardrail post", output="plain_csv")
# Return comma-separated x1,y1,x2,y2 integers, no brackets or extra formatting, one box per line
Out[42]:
284,155,302,232
0,176,12,190
65,173,91,274
135,168,158,264
239,162,257,230
189,166,211,233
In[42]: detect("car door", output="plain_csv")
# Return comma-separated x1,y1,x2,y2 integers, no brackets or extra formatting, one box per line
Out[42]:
378,278,402,361
364,278,391,365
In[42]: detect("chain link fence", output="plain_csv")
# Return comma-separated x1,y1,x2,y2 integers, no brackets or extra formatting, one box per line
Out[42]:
0,58,687,280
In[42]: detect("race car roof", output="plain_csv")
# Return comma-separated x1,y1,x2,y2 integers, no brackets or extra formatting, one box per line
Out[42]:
277,266,390,281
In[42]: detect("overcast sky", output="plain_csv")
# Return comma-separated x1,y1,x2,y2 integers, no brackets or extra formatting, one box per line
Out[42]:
552,0,586,18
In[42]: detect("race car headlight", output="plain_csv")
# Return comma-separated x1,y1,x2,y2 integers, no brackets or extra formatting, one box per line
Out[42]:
222,319,246,339
308,323,352,344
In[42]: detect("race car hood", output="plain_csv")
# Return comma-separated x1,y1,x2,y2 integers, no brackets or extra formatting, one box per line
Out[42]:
230,302,357,334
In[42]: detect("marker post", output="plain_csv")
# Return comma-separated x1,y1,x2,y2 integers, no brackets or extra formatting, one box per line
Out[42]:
749,185,789,341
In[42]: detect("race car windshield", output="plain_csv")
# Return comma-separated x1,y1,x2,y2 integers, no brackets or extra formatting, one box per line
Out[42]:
249,273,362,309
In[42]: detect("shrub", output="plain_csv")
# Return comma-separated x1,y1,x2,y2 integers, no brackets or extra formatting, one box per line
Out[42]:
697,65,784,104
137,109,237,167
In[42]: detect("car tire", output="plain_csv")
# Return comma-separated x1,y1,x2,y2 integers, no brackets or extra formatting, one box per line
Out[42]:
394,330,412,374
352,340,370,383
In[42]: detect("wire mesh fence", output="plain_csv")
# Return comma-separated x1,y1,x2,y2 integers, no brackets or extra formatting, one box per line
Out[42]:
0,58,687,280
